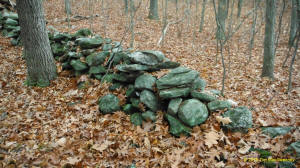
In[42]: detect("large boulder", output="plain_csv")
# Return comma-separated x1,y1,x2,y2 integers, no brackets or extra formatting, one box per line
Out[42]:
208,100,231,112
129,50,165,65
98,94,120,114
134,74,156,91
76,37,103,49
167,98,182,116
178,99,209,127
222,106,253,132
159,87,190,99
156,67,199,90
140,90,158,112
164,114,191,137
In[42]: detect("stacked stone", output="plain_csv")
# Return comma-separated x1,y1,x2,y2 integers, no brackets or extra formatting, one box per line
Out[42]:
0,11,20,45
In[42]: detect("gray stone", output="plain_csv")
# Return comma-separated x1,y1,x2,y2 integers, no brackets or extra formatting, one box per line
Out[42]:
76,37,103,49
286,141,300,158
159,87,190,99
156,67,199,90
178,99,209,127
192,77,206,91
262,127,294,138
73,28,92,38
51,43,66,56
102,44,112,51
88,66,106,74
70,59,88,71
53,33,71,42
164,114,191,137
130,113,143,126
167,98,183,116
222,106,253,132
191,91,217,102
141,50,165,62
134,74,156,91
129,50,165,66
4,18,18,26
86,52,109,66
140,90,158,112
116,64,149,72
81,49,96,56
142,111,156,122
3,12,18,20
208,100,231,112
98,94,120,114
154,61,180,70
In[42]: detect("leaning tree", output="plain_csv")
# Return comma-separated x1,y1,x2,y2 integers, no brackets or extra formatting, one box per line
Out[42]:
16,0,57,87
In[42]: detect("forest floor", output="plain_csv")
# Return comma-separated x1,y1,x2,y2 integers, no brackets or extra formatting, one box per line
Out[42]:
0,0,299,167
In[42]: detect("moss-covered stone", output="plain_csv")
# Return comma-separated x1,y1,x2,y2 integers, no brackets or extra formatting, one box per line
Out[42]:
178,99,209,127
130,113,143,126
164,114,191,137
98,94,120,114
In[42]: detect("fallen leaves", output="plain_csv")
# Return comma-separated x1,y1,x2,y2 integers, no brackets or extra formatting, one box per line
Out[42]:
204,129,220,148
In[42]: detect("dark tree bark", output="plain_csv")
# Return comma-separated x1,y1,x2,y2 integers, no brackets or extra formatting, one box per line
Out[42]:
148,0,159,20
262,0,276,79
16,0,57,87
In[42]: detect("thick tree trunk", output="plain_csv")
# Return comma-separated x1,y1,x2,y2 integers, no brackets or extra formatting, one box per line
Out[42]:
16,0,57,86
148,0,159,20
261,0,276,79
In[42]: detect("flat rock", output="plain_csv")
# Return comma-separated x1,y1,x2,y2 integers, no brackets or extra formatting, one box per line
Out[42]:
116,64,149,72
208,100,231,112
178,99,209,127
262,127,294,138
76,37,103,49
191,90,217,102
156,67,199,90
159,87,191,99
70,59,88,71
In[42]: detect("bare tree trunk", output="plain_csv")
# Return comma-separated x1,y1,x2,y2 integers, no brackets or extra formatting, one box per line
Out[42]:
124,0,128,14
65,0,72,30
16,0,57,87
148,0,159,20
130,0,135,48
237,0,243,18
248,0,260,64
274,0,286,55
261,0,276,79
199,0,207,32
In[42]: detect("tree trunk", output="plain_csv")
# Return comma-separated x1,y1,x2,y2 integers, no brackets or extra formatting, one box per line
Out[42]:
124,0,128,14
261,0,276,79
237,0,243,18
16,0,57,87
289,0,298,48
199,0,207,32
216,0,228,41
148,0,159,20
